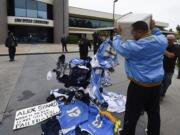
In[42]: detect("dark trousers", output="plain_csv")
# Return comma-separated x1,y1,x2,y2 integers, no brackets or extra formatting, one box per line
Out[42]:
8,47,16,61
121,81,161,135
62,43,68,52
80,50,88,60
178,68,180,78
160,72,173,97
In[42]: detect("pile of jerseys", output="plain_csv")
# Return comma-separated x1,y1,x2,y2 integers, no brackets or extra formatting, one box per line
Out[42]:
49,89,126,114
41,100,114,135
47,57,91,88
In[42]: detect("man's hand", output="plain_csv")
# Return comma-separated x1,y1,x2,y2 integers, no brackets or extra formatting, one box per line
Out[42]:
114,22,122,35
165,51,176,58
150,19,156,30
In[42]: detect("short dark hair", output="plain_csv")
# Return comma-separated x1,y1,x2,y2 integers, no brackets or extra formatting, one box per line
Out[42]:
132,21,149,32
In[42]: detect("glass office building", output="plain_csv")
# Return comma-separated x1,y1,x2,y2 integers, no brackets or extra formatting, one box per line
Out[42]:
0,1,168,44
7,0,53,43
0,0,69,44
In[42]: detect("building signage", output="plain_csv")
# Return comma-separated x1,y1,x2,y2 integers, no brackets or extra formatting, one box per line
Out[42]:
8,16,54,27
13,100,60,130
14,18,49,25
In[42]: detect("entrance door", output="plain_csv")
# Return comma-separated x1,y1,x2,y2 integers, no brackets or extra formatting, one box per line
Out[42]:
8,25,53,43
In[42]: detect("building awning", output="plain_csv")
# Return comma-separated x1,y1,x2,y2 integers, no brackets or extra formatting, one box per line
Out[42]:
95,27,114,31
69,27,96,34
161,31,176,34
69,31,94,34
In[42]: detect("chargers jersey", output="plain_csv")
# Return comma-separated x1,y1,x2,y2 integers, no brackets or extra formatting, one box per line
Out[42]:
57,100,89,135
79,105,114,135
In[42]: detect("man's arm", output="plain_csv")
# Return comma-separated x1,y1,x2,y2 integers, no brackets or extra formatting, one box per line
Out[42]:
150,19,168,46
164,50,176,58
112,35,132,59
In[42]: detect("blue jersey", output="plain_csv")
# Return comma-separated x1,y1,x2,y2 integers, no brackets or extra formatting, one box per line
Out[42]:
96,40,117,68
90,68,105,104
79,105,114,135
57,100,89,134
69,58,89,66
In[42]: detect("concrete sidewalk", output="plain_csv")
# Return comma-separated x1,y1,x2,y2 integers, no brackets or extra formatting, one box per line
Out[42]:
0,44,80,56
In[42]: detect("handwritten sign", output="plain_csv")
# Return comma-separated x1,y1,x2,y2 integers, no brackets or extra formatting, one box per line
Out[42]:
13,100,60,130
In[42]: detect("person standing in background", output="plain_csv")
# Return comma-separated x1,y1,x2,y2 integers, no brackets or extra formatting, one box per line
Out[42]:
5,32,18,62
93,32,98,54
78,34,91,60
61,36,68,52
160,35,178,99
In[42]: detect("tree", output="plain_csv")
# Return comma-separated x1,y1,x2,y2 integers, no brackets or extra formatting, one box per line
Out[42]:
169,29,173,32
176,25,180,34
176,25,180,39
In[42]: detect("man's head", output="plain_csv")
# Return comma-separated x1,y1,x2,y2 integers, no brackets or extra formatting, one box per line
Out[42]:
131,21,149,40
167,34,176,45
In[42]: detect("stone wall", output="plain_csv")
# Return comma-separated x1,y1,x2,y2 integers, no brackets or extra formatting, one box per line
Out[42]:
0,0,8,44
53,0,69,43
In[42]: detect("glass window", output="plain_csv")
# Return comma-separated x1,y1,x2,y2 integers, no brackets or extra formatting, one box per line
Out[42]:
38,2,47,11
38,11,47,19
27,9,37,18
15,0,26,8
26,0,37,10
69,17,113,28
14,0,50,19
15,8,26,17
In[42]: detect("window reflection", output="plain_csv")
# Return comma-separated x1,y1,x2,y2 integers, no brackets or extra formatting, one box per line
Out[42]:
14,0,49,19
15,0,26,8
69,17,113,28
27,9,38,18
38,2,47,11
15,8,26,17
38,11,47,19
26,0,37,10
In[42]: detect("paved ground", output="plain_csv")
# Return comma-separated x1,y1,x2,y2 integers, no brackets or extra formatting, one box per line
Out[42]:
0,53,180,135
0,44,80,56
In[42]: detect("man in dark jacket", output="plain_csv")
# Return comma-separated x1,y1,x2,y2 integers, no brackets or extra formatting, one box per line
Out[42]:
5,32,17,62
78,34,91,60
61,36,68,52
93,32,103,54
160,34,178,98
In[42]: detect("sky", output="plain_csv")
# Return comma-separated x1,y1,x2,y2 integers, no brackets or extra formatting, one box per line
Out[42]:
69,0,180,31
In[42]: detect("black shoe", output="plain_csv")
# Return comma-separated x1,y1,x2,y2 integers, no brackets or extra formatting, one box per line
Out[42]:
177,76,180,79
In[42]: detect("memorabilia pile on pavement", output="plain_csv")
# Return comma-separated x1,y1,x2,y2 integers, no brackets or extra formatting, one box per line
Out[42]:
13,39,126,135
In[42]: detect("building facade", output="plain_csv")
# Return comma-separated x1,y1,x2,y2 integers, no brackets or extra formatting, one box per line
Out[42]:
0,0,69,44
0,1,168,44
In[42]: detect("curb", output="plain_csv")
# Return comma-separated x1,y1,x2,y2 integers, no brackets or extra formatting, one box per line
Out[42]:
0,51,83,56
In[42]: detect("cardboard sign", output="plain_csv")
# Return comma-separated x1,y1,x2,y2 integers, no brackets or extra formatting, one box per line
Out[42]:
13,100,60,130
